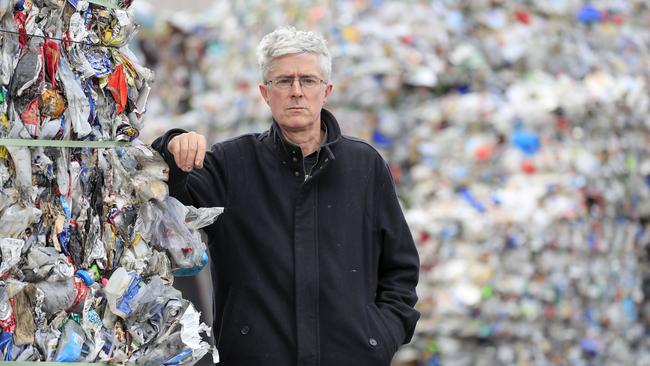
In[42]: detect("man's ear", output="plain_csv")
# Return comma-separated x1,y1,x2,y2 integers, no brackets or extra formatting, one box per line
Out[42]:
259,84,270,105
323,84,333,104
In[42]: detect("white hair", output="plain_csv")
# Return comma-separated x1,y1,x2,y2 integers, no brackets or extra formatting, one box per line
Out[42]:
256,26,331,82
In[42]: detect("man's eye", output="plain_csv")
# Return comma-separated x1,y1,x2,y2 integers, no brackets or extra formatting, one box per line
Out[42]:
301,78,319,86
276,78,293,86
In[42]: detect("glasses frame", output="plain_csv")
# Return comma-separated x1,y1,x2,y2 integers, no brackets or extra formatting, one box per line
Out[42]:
265,76,327,90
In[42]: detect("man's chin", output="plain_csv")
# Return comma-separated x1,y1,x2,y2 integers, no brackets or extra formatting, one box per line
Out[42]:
277,118,312,130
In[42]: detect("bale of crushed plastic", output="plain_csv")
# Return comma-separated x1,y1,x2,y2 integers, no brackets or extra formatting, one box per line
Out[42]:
0,1,219,364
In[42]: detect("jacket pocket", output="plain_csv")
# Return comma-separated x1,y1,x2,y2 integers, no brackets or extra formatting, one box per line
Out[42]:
217,288,262,358
365,304,398,363
216,288,239,352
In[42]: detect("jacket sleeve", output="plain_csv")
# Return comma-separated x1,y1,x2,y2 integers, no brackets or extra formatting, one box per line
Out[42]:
374,157,420,347
151,128,229,209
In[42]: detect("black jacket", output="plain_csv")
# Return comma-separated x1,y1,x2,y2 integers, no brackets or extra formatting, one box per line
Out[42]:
152,109,420,366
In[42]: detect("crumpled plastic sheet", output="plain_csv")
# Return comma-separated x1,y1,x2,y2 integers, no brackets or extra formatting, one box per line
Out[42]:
58,53,92,138
139,196,219,273
22,246,75,282
0,203,41,238
0,0,221,364
0,238,24,277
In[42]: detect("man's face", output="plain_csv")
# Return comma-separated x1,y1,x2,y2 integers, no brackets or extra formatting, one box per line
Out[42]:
259,53,333,133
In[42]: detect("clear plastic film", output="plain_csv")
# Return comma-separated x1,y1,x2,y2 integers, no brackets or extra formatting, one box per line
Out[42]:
0,238,24,276
6,145,32,191
150,197,218,273
0,203,41,238
58,53,92,138
0,5,19,86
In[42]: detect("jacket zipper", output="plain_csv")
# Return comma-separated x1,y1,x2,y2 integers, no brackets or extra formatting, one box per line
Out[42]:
304,149,320,181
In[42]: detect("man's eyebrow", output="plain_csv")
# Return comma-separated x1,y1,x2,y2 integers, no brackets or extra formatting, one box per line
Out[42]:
273,73,320,78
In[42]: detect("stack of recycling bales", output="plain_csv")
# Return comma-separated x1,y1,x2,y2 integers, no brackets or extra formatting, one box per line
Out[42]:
398,3,650,366
0,0,218,364
134,1,650,365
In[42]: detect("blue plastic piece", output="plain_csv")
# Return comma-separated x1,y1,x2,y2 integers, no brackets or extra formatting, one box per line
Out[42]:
55,329,84,362
0,331,12,361
458,187,487,213
577,5,601,24
116,274,143,317
428,356,441,366
58,226,71,256
59,196,72,219
372,129,392,149
75,269,95,286
580,338,600,356
163,348,193,365
623,297,638,322
455,85,471,94
511,131,541,156
173,251,209,277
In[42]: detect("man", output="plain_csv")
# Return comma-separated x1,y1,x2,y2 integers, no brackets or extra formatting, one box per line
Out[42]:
152,26,419,366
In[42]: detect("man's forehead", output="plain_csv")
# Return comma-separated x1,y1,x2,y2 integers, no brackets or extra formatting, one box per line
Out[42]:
268,53,322,76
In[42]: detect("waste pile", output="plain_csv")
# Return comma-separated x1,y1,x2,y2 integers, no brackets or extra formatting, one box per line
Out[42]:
0,0,219,364
133,0,650,365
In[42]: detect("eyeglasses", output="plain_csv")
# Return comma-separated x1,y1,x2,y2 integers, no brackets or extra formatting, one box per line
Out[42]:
265,76,326,90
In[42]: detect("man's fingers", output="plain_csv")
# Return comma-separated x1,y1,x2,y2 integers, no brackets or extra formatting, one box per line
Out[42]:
168,133,207,172
168,135,184,168
168,136,179,156
195,135,206,168
186,136,199,170
179,135,190,170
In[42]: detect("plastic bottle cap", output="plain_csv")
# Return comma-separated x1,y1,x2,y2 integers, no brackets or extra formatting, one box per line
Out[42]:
75,269,95,286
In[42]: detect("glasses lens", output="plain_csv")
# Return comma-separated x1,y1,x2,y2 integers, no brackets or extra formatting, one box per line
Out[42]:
275,78,294,89
300,77,320,88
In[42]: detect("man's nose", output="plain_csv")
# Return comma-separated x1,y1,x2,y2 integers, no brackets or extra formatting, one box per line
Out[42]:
290,79,304,96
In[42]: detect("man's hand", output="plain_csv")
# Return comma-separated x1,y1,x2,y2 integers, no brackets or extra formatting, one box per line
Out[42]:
168,132,206,172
